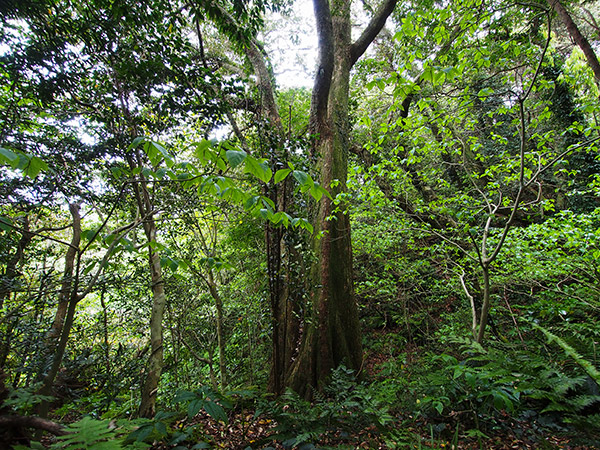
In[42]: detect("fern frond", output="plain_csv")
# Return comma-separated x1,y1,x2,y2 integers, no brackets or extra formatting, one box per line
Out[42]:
532,323,600,384
52,417,122,450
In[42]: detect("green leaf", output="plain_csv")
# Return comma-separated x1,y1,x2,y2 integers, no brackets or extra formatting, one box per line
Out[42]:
204,400,228,423
422,67,434,84
245,156,272,183
244,195,259,210
194,140,214,163
274,168,291,184
82,261,97,276
187,398,204,418
110,167,122,178
292,218,313,233
174,390,196,403
259,208,272,220
477,87,494,99
56,416,121,449
292,170,309,185
25,156,48,178
154,421,168,437
128,136,145,150
226,149,247,168
0,216,13,232
0,147,19,166
309,183,331,201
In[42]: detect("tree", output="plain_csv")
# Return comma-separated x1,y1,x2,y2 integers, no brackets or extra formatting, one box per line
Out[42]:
283,0,397,396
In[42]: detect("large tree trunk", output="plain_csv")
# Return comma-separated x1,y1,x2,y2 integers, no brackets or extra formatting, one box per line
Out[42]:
242,19,303,396
285,0,397,398
245,38,304,396
200,0,395,396
267,221,302,394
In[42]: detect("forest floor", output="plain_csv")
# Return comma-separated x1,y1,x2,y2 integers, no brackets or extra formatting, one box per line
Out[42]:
172,328,600,450
175,407,599,450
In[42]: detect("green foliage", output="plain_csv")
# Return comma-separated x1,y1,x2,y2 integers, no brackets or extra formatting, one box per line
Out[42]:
265,365,391,448
52,417,130,450
174,386,232,423
414,343,520,422
123,412,174,446
0,147,48,178
4,383,54,413
410,334,600,433
532,323,600,384
2,0,600,447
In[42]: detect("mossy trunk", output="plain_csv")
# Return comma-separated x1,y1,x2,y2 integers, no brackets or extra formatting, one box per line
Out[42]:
285,0,363,398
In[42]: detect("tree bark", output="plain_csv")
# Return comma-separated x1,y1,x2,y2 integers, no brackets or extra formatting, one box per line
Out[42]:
125,148,167,418
549,0,600,87
37,205,81,419
198,0,395,396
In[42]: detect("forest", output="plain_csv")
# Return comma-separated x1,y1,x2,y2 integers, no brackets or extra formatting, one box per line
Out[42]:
1,0,600,448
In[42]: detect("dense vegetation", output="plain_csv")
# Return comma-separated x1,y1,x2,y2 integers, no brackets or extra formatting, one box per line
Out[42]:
1,0,599,448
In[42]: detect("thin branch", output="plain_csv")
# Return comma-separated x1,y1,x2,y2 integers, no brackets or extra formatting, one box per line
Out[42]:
459,270,478,339
521,10,552,101
77,217,144,300
486,12,552,265
2,221,76,250
409,227,477,262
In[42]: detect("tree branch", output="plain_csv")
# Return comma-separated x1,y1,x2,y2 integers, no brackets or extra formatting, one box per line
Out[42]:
0,414,66,436
349,0,398,67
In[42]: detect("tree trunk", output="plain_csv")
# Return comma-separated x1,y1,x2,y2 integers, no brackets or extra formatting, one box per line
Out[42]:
285,0,397,398
549,0,600,87
45,204,80,347
0,216,32,309
138,213,167,418
476,265,491,344
267,224,303,394
37,284,80,419
206,270,227,389
127,152,167,418
200,0,395,396
242,20,303,396
37,205,82,419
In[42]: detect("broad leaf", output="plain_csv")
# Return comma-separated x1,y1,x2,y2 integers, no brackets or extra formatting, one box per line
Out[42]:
226,149,247,168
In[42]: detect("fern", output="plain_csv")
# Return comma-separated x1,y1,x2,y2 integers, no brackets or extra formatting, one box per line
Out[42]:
51,416,124,450
532,323,600,384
